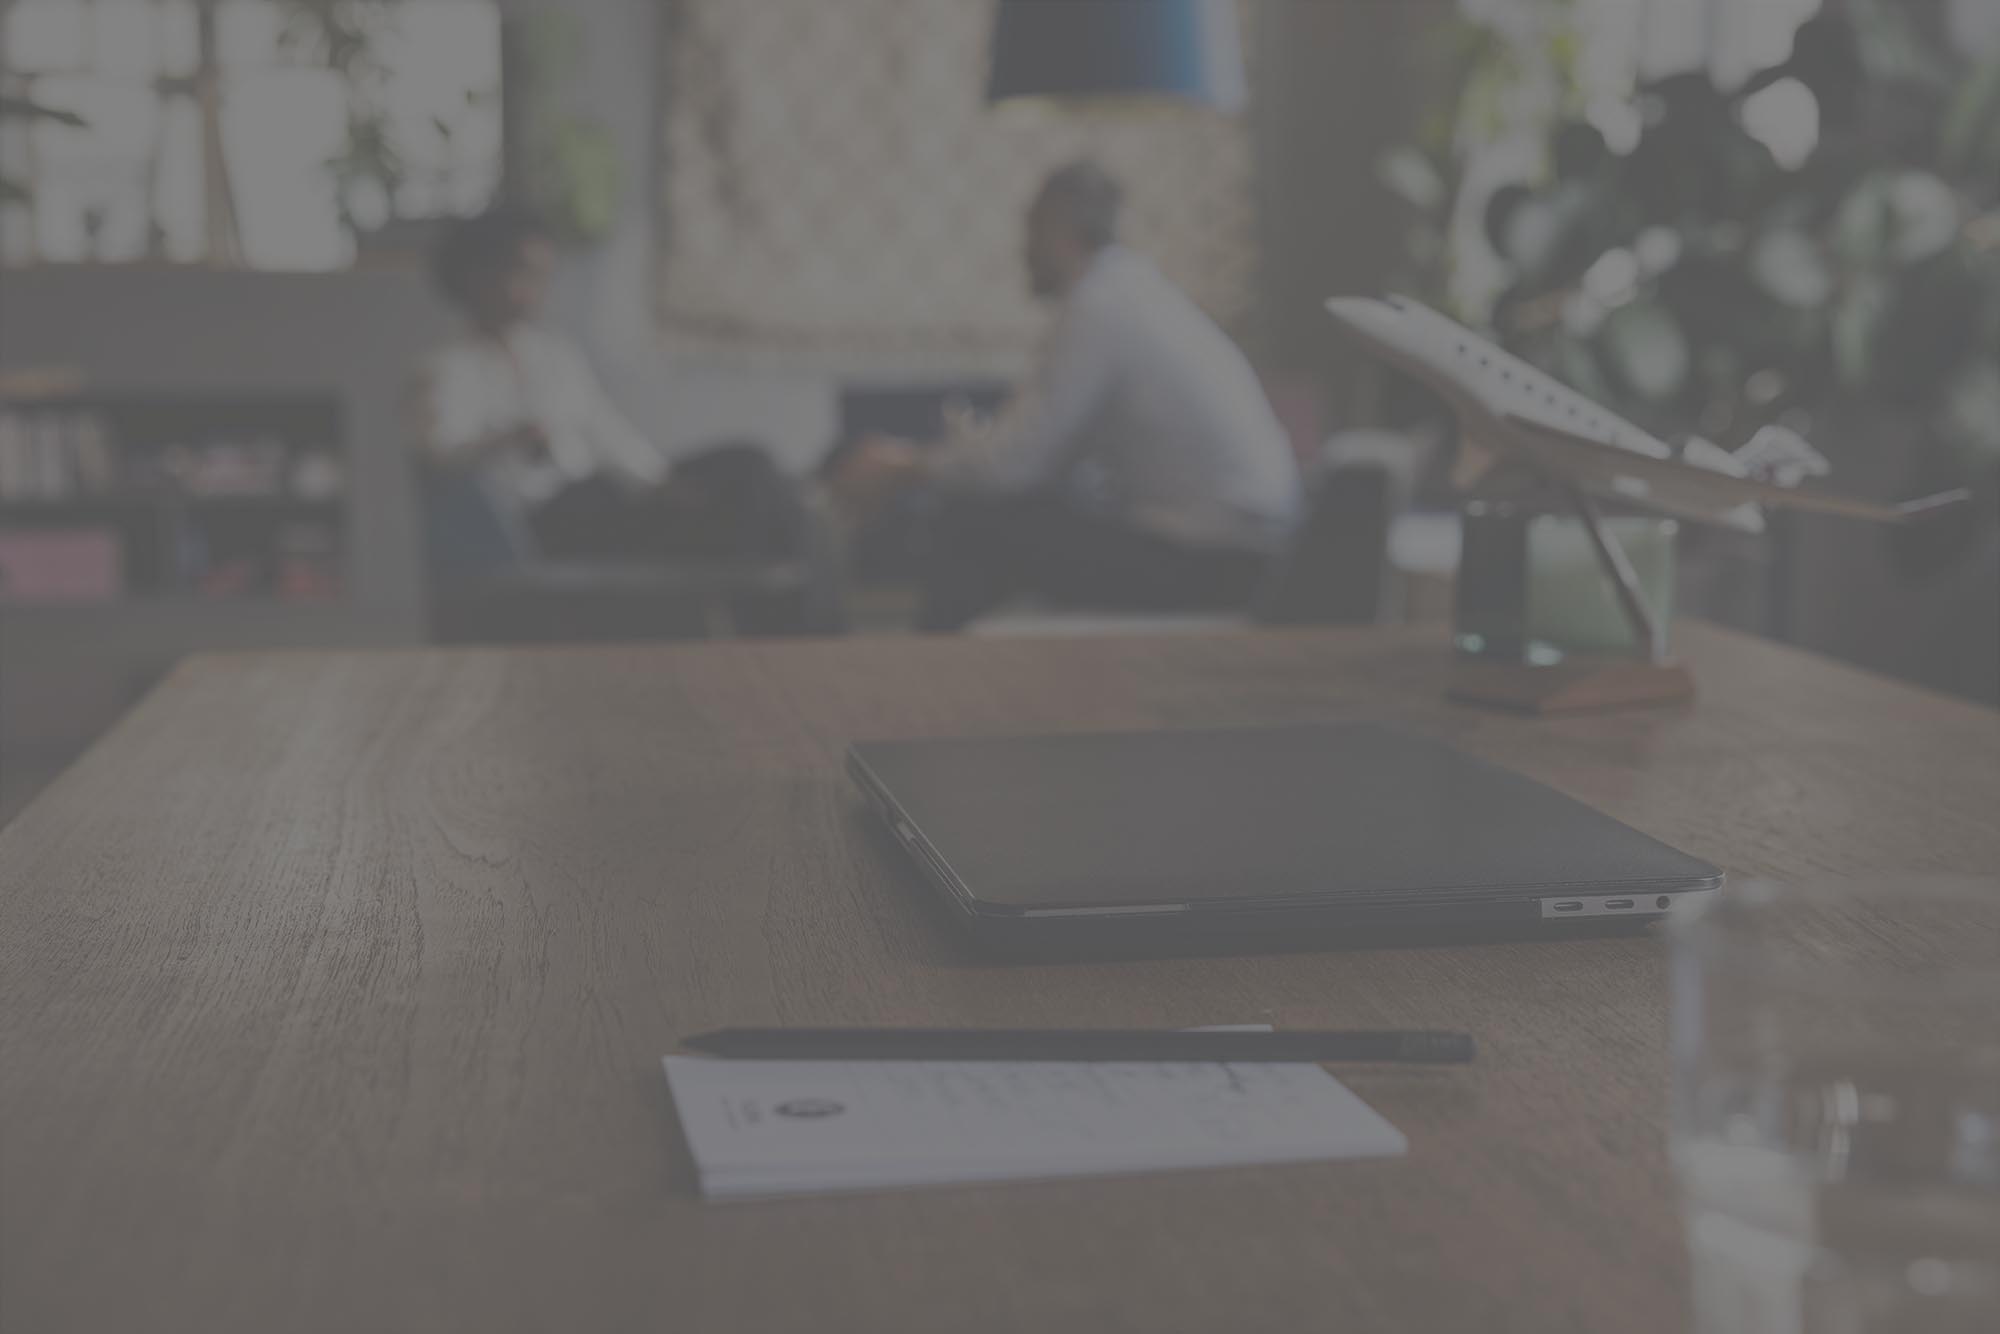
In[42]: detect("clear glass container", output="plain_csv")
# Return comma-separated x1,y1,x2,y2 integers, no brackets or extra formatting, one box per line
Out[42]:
1671,878,2000,1333
1455,496,1677,663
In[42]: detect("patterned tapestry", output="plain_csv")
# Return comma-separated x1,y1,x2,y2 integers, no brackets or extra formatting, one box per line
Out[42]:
658,0,1258,371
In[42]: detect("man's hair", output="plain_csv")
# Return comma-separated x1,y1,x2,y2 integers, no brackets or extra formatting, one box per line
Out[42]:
429,205,550,309
1036,160,1123,250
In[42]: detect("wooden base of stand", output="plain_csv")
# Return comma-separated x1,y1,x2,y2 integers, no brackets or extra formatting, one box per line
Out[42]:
1448,654,1697,715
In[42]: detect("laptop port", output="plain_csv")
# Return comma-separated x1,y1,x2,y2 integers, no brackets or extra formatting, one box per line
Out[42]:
1603,899,1635,911
1551,901,1584,913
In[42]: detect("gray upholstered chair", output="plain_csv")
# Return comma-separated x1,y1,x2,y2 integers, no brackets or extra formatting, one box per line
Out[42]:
416,466,835,645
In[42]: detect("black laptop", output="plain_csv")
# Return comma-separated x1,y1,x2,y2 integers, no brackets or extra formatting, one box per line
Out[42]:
847,723,1722,954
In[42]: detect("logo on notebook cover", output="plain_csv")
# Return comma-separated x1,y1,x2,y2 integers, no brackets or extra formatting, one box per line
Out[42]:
774,1098,846,1120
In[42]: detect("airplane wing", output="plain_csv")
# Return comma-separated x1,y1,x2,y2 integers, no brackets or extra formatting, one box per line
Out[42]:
1327,294,1968,529
1499,413,1968,525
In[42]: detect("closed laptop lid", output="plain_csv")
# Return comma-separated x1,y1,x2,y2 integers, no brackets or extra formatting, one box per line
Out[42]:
849,724,1720,914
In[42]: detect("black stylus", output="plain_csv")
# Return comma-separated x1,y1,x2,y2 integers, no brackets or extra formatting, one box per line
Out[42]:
682,1028,1476,1064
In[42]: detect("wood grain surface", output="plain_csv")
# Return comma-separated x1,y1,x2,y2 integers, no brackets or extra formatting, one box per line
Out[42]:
4,623,1997,1334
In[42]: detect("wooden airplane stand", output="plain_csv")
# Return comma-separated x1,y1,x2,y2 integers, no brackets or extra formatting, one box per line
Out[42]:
1448,654,1696,715
1449,481,1697,714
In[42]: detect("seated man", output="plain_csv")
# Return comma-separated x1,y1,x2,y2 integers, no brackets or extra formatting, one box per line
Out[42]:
833,161,1302,631
411,207,811,570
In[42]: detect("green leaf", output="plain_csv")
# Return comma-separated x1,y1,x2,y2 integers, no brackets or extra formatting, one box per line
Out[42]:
1598,300,1691,404
1553,332,1613,405
1834,171,1961,270
1885,174,1961,264
1833,274,1892,388
1849,0,1954,89
1378,147,1447,212
1750,229,1834,309
1936,362,2000,464
529,120,622,244
1941,54,2000,174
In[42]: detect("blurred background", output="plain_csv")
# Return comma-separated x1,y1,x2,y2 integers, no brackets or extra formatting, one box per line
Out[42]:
3,0,1997,823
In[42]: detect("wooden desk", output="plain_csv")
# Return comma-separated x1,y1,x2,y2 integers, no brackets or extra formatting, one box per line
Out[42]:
4,624,1996,1333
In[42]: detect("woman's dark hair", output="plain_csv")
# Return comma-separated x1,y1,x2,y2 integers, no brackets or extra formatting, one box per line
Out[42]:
429,206,550,309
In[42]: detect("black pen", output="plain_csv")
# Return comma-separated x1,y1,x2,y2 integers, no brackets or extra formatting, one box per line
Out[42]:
682,1027,1475,1064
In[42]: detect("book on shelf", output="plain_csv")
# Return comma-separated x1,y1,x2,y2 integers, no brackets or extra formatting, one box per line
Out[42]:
0,529,123,603
0,407,346,505
0,409,111,502
0,395,347,603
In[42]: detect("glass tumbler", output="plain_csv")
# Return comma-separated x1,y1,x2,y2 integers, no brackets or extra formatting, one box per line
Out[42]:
1671,878,2000,1334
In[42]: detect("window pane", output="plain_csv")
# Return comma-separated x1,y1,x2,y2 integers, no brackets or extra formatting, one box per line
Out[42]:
157,0,203,78
378,2,502,220
154,94,205,262
221,66,352,270
0,95,31,265
5,2,89,73
216,0,283,70
30,75,157,163
26,77,159,260
31,174,150,262
90,0,169,80
7,0,502,270
394,2,502,92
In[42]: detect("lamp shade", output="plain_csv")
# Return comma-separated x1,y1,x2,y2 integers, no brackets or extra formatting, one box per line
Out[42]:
987,0,1248,112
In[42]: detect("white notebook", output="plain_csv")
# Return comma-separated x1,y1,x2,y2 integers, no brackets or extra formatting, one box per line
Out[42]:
662,1052,1406,1200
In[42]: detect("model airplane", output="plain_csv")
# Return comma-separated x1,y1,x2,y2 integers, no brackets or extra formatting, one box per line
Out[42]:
1325,295,1966,534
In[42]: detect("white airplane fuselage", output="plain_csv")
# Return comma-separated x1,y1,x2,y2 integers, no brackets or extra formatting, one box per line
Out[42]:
1326,296,1766,532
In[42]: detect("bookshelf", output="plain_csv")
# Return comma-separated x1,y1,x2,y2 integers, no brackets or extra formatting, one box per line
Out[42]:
0,267,449,825
0,394,346,605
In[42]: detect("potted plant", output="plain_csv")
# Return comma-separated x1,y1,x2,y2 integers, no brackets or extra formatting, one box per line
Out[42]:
499,9,621,246
277,2,617,257
1385,1,2000,496
1377,0,2000,699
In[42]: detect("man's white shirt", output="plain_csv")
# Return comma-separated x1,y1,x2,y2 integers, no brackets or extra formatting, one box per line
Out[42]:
928,245,1302,552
